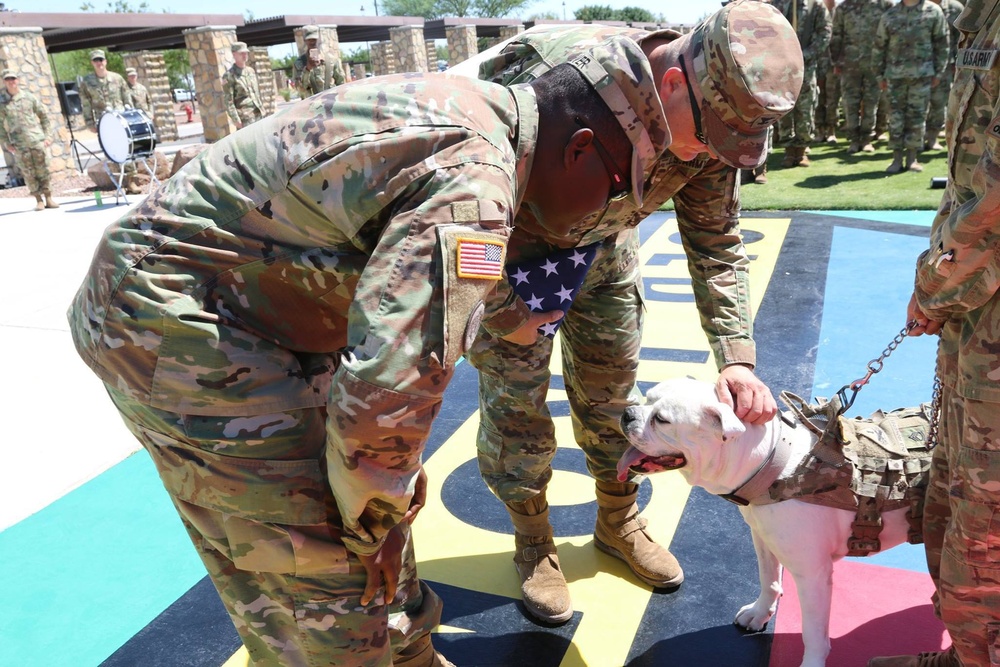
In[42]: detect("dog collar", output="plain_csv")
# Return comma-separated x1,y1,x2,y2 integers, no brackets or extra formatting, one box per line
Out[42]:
719,411,798,506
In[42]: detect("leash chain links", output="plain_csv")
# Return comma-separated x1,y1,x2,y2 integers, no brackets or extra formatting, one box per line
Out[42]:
836,322,915,412
925,339,943,449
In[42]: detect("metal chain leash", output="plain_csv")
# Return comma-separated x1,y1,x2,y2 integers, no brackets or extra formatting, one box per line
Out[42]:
835,322,915,412
925,340,943,449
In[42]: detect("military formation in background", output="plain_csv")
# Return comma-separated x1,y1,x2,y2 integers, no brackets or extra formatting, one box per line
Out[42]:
222,41,264,130
125,67,152,116
0,69,58,210
292,25,346,99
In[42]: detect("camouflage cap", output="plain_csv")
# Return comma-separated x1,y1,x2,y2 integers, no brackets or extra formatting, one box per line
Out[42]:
303,25,319,40
125,67,137,76
1,69,16,80
565,35,669,207
90,49,106,60
684,0,804,168
231,41,249,54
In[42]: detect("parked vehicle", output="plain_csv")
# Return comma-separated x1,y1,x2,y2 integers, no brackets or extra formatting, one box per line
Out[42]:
173,88,194,102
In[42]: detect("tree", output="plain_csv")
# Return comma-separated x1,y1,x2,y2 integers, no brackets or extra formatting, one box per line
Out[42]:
617,6,658,22
574,4,618,21
381,0,438,17
79,0,151,11
382,0,532,18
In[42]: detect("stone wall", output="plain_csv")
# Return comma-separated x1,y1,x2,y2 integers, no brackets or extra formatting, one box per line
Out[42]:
425,40,438,71
123,51,179,142
250,46,276,115
0,27,73,178
446,25,478,67
498,25,524,41
370,42,395,76
182,25,238,142
390,25,428,73
351,63,367,80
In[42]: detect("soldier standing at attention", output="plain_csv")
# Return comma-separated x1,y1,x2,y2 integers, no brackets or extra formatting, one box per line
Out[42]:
831,0,894,153
67,37,668,667
773,0,832,167
872,0,948,173
452,0,801,624
222,41,263,130
925,0,965,151
292,25,345,99
125,67,152,116
870,1,1000,665
0,70,58,211
79,49,131,129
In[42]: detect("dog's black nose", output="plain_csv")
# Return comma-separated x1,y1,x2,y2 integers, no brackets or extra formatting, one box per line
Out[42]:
621,406,644,433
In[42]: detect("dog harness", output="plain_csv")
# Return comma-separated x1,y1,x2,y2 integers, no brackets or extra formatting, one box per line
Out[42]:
719,392,933,557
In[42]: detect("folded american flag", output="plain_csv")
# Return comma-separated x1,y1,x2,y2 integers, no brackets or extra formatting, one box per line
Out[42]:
506,242,601,338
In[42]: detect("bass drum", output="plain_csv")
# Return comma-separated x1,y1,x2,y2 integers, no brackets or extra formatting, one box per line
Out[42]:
98,108,157,164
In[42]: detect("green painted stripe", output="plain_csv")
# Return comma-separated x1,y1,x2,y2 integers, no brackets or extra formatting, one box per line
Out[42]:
0,452,205,667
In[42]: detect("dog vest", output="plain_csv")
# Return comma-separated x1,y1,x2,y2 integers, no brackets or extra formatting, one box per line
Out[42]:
729,393,933,557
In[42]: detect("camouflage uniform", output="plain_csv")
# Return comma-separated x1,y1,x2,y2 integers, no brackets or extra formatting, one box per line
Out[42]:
0,88,52,197
67,37,668,662
872,0,948,152
831,0,894,148
127,80,152,115
222,64,263,128
293,41,346,99
926,0,965,148
79,70,132,128
909,0,1000,663
773,0,832,149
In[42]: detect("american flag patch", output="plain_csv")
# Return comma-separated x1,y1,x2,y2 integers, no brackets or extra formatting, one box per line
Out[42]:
457,238,504,280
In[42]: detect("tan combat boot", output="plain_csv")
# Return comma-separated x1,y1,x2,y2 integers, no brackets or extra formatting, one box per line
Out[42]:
924,131,944,151
781,147,797,168
395,634,457,667
861,141,876,153
795,146,811,167
905,148,924,172
847,141,860,154
506,492,572,624
867,647,959,667
753,163,768,185
594,481,684,589
43,190,59,209
886,150,904,174
33,194,44,211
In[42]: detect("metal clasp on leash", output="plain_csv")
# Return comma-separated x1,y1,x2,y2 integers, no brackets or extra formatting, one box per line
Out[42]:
836,322,916,412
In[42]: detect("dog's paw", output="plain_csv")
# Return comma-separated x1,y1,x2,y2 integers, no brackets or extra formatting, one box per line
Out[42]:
734,602,774,632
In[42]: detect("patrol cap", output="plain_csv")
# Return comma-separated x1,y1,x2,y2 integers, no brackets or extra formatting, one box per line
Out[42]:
231,41,249,53
2,69,16,80
303,25,319,40
90,49,106,61
565,36,669,207
683,0,804,168
125,67,137,76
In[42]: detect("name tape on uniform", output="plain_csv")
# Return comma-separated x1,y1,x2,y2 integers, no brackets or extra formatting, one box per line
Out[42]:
958,48,998,70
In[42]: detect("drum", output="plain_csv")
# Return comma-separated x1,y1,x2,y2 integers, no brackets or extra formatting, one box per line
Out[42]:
98,108,157,163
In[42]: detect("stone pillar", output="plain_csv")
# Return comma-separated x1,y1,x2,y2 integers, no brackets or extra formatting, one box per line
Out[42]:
250,46,275,115
182,25,238,142
425,40,438,71
499,25,524,41
390,25,428,74
446,25,478,66
370,41,395,77
123,51,178,142
0,27,73,178
351,63,367,80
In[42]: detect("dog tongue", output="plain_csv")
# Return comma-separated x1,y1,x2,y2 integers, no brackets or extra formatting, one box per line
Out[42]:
617,446,648,481
617,446,687,481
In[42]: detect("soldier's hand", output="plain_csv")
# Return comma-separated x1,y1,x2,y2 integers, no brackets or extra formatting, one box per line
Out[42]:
906,292,943,336
402,467,427,524
500,310,564,345
932,77,941,88
879,80,888,91
716,364,777,426
358,525,404,607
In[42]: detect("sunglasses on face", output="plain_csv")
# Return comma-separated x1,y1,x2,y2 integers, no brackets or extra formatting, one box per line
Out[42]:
92,58,106,62
574,117,630,204
678,54,708,147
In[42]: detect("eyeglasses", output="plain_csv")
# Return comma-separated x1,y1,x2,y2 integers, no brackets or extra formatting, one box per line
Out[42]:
574,117,630,203
678,54,708,146
92,57,106,62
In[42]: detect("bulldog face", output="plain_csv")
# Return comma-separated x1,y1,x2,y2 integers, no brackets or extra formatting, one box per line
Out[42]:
617,378,746,481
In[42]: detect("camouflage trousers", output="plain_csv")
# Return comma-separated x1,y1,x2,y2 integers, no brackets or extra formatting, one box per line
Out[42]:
467,230,644,502
886,77,933,151
815,71,841,134
923,383,1000,667
236,106,263,128
778,69,818,147
840,68,883,143
106,387,441,666
12,143,51,194
925,63,955,140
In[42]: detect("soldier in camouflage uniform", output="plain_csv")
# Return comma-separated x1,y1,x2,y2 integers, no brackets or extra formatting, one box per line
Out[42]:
871,3,1000,666
872,0,948,173
925,0,965,151
831,0,894,153
125,67,152,116
223,42,263,130
772,0,832,167
0,69,58,211
815,0,842,144
79,49,132,128
67,38,668,667
454,0,803,625
292,25,345,99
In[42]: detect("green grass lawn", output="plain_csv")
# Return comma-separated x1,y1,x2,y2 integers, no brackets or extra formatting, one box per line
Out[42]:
667,139,948,211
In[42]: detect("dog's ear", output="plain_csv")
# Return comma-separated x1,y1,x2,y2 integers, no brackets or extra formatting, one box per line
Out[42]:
703,402,746,443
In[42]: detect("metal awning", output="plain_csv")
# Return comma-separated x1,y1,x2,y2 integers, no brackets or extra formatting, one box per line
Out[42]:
239,15,429,46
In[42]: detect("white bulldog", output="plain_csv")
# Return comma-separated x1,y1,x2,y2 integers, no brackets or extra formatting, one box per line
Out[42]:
618,377,927,667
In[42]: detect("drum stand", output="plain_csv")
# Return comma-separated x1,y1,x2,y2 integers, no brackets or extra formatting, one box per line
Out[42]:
103,152,159,206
